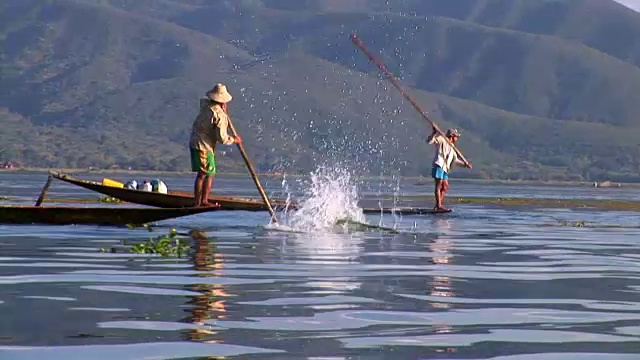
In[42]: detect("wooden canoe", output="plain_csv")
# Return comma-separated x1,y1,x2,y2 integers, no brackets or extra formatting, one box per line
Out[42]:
49,172,450,216
50,172,296,211
0,205,221,226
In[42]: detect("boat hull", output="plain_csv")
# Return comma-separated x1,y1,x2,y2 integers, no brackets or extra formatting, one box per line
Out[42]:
0,205,220,226
51,172,294,210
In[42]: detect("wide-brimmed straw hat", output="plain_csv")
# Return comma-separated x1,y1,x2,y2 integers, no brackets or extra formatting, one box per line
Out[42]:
206,83,232,104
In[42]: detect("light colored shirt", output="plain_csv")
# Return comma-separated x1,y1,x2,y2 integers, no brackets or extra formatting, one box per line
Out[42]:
189,99,235,152
427,133,465,173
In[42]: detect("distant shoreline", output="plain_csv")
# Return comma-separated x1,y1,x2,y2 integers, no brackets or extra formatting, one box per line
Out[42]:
0,167,635,188
0,167,285,177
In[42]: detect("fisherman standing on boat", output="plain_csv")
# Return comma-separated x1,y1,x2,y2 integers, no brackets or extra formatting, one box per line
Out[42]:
427,126,471,211
189,83,242,207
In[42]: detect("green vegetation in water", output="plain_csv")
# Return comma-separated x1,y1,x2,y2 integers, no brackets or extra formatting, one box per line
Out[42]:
130,228,190,257
336,218,401,234
545,220,638,229
557,220,587,228
101,228,190,258
381,195,640,212
126,223,153,231
0,195,10,201
98,196,122,204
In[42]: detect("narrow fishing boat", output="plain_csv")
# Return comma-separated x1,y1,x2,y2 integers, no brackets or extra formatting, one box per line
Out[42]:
0,205,221,226
0,174,222,226
50,171,451,216
50,171,293,211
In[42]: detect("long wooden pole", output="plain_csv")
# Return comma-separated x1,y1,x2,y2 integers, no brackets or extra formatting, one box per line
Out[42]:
350,33,471,167
34,175,53,206
225,116,279,223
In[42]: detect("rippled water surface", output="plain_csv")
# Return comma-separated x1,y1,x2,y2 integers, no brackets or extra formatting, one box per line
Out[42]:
1,171,640,359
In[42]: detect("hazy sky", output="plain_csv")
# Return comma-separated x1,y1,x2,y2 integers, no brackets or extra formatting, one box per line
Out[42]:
615,0,640,11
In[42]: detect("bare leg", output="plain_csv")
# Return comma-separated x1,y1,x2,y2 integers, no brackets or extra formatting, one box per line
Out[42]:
439,180,450,211
200,175,214,206
193,173,206,207
434,179,442,209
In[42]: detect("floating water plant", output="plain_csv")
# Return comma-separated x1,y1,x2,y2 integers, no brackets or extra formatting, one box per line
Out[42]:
558,220,586,227
126,223,153,231
98,195,122,204
101,228,190,258
130,228,189,257
382,195,640,212
336,218,401,234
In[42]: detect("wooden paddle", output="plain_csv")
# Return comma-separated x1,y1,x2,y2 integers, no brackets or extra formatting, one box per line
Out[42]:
350,33,471,167
225,115,279,224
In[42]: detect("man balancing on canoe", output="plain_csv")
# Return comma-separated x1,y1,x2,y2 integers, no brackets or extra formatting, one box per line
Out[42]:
427,126,472,212
189,83,242,207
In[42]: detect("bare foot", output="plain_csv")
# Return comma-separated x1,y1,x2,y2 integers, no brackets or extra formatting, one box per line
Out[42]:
434,206,450,212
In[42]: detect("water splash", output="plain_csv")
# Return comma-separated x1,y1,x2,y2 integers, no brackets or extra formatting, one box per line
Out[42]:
268,165,366,233
289,165,365,231
390,174,402,230
279,173,293,220
376,175,403,229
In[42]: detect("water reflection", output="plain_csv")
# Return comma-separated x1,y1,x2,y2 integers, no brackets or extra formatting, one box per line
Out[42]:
183,230,229,347
428,218,457,354
263,230,367,293
3,171,640,358
429,218,455,305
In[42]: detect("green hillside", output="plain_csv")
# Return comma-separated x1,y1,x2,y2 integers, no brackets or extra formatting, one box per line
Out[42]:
2,0,640,182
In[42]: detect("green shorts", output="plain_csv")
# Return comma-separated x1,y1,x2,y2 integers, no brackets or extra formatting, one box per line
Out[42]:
190,148,216,176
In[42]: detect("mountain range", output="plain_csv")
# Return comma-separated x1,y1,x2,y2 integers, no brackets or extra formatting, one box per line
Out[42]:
2,0,640,181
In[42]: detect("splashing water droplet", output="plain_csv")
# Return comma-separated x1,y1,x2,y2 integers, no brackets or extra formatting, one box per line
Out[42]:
274,165,365,233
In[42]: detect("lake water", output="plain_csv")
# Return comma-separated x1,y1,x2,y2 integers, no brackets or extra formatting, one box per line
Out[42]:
1,170,640,359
